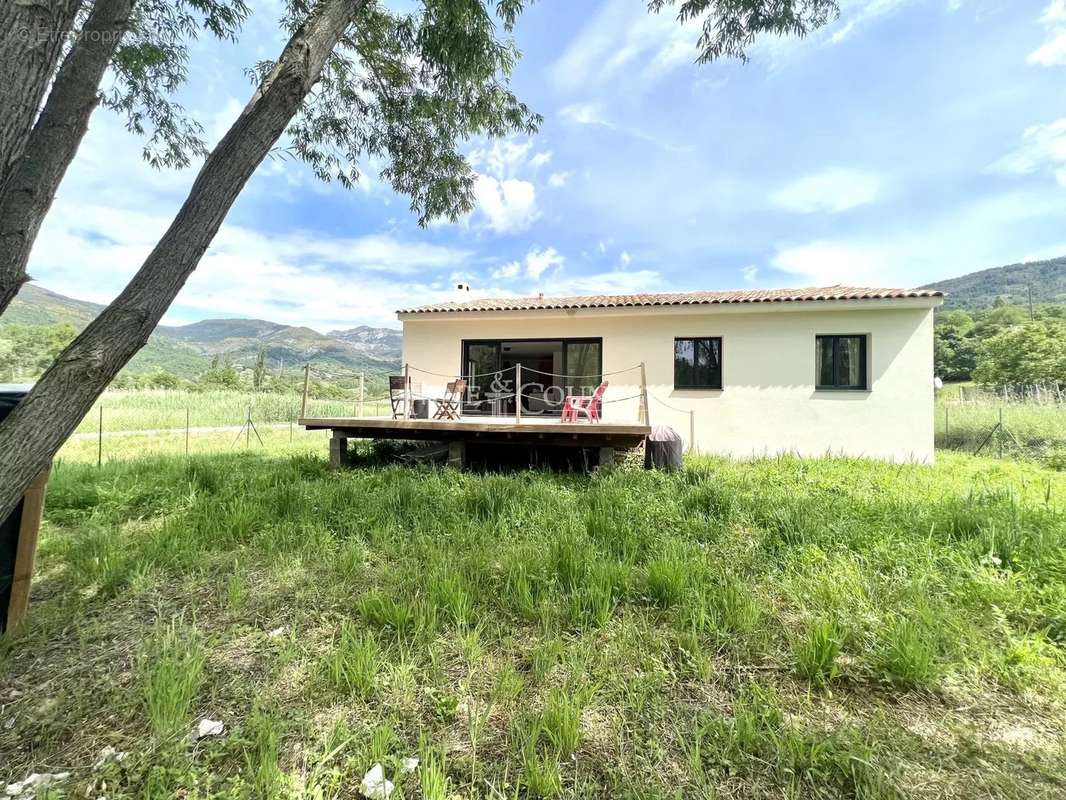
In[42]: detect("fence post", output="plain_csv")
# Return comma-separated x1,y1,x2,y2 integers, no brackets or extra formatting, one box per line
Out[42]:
944,405,949,438
301,364,310,419
97,406,103,467
998,407,1004,458
515,364,522,423
185,407,190,456
404,362,412,419
359,372,365,417
689,409,695,452
639,362,650,426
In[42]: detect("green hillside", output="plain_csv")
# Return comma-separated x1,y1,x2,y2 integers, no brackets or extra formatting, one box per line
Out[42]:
923,255,1066,311
1,284,402,383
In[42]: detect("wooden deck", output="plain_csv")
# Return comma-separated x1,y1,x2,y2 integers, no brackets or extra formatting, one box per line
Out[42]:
299,415,651,468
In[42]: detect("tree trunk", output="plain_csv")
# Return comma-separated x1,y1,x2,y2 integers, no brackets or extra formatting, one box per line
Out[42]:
0,0,362,520
0,0,134,317
0,0,84,184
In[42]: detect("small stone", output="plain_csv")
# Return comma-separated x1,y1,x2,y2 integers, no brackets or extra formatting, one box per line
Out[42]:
195,718,224,739
359,763,394,799
268,626,286,637
5,771,70,797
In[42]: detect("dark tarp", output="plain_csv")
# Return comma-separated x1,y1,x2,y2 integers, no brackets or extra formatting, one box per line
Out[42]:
1,385,31,633
644,424,683,470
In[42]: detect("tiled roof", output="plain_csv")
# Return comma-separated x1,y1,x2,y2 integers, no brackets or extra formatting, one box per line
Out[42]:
397,285,944,314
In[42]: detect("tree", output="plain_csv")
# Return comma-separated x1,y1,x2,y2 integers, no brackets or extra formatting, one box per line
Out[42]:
972,321,1066,387
202,354,241,389
140,366,182,389
253,348,267,391
0,0,841,520
0,0,249,315
933,310,977,381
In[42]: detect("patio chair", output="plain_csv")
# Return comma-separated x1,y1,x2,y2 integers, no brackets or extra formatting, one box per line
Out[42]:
389,375,411,419
562,381,608,423
433,379,466,420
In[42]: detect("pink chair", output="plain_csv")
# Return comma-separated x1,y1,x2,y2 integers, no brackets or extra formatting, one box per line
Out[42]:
562,381,608,423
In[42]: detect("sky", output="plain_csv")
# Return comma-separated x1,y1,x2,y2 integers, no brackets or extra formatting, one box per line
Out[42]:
24,0,1066,331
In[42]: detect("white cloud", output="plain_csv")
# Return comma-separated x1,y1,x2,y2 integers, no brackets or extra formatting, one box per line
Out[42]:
472,175,540,234
539,268,661,297
1029,2,1066,66
771,168,884,214
548,171,571,188
741,265,759,283
529,151,553,169
772,241,890,285
989,118,1066,185
492,260,521,279
551,0,698,92
829,0,911,45
560,103,614,129
467,137,551,182
524,247,565,280
619,250,631,266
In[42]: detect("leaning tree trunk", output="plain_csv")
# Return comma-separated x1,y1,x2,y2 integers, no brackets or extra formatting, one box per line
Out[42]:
0,0,84,184
0,0,135,317
0,0,363,520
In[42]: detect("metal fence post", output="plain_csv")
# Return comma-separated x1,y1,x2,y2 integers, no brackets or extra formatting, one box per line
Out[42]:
97,406,103,467
301,364,310,419
515,364,522,423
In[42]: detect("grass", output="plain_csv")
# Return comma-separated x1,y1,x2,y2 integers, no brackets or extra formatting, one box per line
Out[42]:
71,388,391,434
2,448,1065,798
936,391,1066,467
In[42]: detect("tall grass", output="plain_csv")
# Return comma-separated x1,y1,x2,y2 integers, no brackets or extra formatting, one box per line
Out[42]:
3,450,1065,797
937,392,1066,465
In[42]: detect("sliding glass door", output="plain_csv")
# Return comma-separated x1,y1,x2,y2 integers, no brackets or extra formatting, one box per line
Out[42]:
460,338,602,416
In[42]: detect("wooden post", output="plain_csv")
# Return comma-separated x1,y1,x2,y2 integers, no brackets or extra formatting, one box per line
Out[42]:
5,466,51,632
97,405,103,467
515,364,522,423
404,363,412,419
639,362,650,426
358,372,365,417
301,364,310,419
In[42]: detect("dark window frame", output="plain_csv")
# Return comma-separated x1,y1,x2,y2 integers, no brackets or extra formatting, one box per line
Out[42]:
815,334,869,391
673,336,723,390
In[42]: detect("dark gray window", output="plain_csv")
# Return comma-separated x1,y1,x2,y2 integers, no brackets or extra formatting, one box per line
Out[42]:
674,337,722,389
816,335,868,390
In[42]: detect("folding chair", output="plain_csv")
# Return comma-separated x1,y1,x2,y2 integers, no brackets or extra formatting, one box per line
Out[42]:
389,375,411,419
433,379,466,420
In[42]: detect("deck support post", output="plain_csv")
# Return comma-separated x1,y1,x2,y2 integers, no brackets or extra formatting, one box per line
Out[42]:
448,440,466,469
598,446,615,468
329,433,351,469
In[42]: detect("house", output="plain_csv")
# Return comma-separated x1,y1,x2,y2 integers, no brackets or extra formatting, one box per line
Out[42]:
396,285,944,463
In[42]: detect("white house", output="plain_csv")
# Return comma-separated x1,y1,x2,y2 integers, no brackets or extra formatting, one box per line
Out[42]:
396,285,944,463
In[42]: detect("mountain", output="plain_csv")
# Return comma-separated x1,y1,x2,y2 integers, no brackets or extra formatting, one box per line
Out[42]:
328,325,404,360
2,284,402,380
922,256,1066,311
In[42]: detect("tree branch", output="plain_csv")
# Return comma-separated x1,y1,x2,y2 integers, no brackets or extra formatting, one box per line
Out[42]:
0,0,136,317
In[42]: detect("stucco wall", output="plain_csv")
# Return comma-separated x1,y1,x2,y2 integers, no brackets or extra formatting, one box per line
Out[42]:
400,301,937,463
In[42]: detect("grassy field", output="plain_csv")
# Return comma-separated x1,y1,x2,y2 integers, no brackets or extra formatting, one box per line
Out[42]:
72,389,392,434
935,393,1066,467
1,449,1064,798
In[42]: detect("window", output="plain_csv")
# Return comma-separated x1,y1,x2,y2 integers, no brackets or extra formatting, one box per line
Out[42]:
674,337,722,389
816,335,868,390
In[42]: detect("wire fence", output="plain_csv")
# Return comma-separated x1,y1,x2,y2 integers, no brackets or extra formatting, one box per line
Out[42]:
936,386,1066,466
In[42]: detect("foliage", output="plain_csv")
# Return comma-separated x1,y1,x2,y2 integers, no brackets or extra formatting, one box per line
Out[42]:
972,320,1066,387
0,323,76,381
925,255,1066,312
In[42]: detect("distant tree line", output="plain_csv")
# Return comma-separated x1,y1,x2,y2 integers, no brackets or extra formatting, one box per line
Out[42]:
936,299,1066,387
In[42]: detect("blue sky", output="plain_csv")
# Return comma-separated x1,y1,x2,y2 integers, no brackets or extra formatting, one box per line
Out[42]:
26,0,1066,330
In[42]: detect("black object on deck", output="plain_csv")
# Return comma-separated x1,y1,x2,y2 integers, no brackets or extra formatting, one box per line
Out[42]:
0,385,31,634
644,424,683,470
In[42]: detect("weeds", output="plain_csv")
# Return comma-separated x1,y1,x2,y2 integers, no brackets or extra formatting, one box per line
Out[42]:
795,619,844,686
324,623,380,698
140,619,205,738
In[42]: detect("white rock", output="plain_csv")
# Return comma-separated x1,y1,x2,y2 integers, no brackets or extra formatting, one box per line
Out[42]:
400,756,419,775
195,718,225,739
359,763,394,799
5,771,70,797
268,627,286,637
